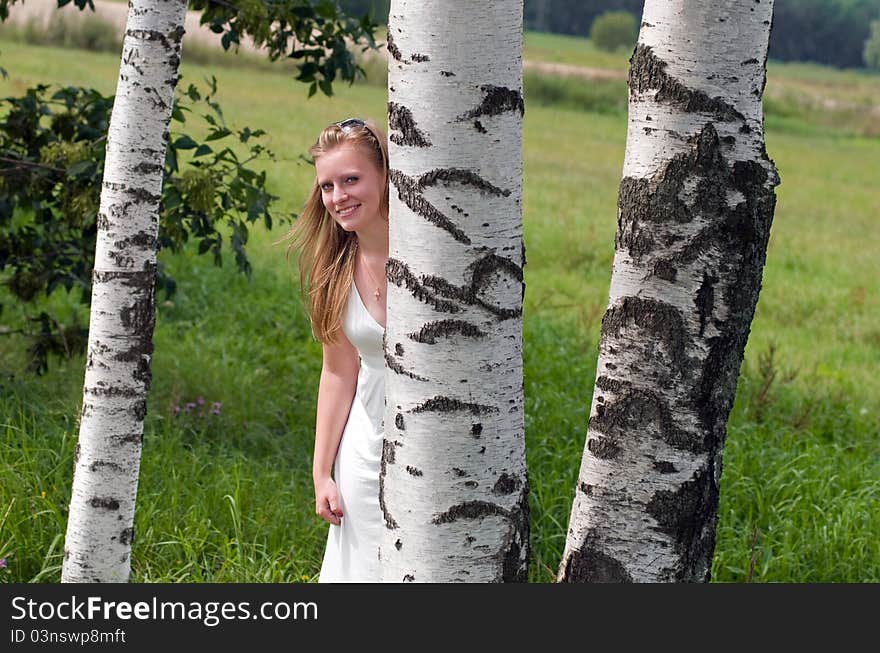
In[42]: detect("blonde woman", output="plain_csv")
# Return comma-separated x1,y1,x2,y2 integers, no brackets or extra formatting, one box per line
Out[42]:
288,118,389,582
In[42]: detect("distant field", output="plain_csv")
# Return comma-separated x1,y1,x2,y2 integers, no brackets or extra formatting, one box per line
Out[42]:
1,36,878,583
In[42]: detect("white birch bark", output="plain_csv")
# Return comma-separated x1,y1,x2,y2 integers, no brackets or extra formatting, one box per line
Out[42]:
62,0,187,583
559,0,780,582
380,0,528,582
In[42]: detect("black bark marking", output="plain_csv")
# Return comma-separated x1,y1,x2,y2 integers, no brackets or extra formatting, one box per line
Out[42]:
411,53,429,62
629,44,746,122
394,342,404,356
113,232,158,251
89,497,120,510
591,376,704,453
132,161,163,175
395,413,405,431
587,436,622,460
654,461,678,474
416,168,511,197
388,102,430,147
403,574,415,582
395,539,402,550
389,169,469,243
473,120,487,133
464,480,478,488
695,271,717,337
405,465,423,477
432,500,508,525
457,85,525,120
471,423,482,436
89,460,123,473
379,440,399,530
451,468,467,477
386,28,405,62
408,320,486,344
386,257,521,320
646,467,716,582
440,70,455,77
386,258,462,314
493,473,520,495
411,396,497,416
560,533,634,583
384,351,429,382
600,297,690,376
119,527,135,545
578,482,594,496
502,479,529,582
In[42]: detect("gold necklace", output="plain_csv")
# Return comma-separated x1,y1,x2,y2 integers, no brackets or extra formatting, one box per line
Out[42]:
360,250,385,302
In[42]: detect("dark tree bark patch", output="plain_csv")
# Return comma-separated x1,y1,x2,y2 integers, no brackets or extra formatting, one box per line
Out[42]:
560,531,633,583
119,527,135,545
384,351,429,382
388,102,430,147
405,465,423,477
386,258,462,314
379,439,399,530
386,30,404,62
89,460,124,473
411,396,498,416
408,319,486,344
416,168,511,197
646,468,717,582
389,169,469,243
89,497,120,510
629,44,745,123
600,297,690,375
432,500,507,525
457,85,525,120
492,473,520,495
395,413,405,430
587,436,622,460
653,460,678,474
590,377,705,453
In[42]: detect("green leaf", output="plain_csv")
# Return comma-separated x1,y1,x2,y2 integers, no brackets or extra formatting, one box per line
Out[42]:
194,144,213,157
173,135,198,150
205,128,232,142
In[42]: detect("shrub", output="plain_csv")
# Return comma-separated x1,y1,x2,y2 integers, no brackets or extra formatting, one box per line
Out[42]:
590,10,638,53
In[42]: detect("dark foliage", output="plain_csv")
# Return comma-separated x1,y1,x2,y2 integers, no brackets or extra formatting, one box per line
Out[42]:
0,79,281,373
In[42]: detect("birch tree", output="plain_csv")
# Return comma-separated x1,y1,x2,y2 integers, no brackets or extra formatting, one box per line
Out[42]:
380,0,529,582
559,0,780,582
61,0,189,583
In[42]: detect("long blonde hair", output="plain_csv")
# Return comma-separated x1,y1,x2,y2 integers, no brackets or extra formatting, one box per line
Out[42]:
285,119,389,343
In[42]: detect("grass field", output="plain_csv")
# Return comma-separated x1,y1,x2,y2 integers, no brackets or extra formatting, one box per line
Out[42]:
1,33,878,583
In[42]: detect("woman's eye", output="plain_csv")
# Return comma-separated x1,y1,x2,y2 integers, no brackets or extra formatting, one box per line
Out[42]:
321,183,333,191
346,176,358,183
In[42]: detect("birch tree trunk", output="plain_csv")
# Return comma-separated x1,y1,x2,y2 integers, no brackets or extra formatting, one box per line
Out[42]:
558,0,780,583
380,0,528,582
62,0,187,583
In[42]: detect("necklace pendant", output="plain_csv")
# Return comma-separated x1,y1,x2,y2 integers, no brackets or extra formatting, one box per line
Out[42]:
373,288,381,301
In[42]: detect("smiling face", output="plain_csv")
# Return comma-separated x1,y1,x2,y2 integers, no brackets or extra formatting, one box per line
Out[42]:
315,143,386,237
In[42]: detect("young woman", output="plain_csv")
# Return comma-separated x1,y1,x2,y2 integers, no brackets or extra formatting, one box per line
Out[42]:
287,118,389,582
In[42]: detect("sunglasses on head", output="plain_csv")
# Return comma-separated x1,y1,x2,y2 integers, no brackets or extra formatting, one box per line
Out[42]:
333,117,387,170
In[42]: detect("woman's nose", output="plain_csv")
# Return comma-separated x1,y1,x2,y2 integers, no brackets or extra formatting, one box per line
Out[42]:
333,186,348,205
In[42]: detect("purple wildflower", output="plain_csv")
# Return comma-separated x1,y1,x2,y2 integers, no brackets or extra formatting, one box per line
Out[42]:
211,402,222,415
0,558,6,569
185,402,196,412
197,396,205,406
173,405,181,415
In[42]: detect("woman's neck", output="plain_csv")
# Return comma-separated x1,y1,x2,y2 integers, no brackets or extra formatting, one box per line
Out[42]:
355,222,389,259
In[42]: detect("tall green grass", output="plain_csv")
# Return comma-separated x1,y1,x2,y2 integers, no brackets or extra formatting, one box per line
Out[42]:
1,38,878,583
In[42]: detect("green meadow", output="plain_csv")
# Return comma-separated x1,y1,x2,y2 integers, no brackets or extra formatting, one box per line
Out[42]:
1,34,878,583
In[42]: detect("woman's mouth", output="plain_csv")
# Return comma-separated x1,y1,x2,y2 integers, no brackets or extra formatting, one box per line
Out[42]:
336,204,360,217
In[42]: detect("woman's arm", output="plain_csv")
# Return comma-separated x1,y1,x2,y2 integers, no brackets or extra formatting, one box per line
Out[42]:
312,333,360,525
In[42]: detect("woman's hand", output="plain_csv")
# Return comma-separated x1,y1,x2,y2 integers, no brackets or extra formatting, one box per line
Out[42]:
314,475,343,525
